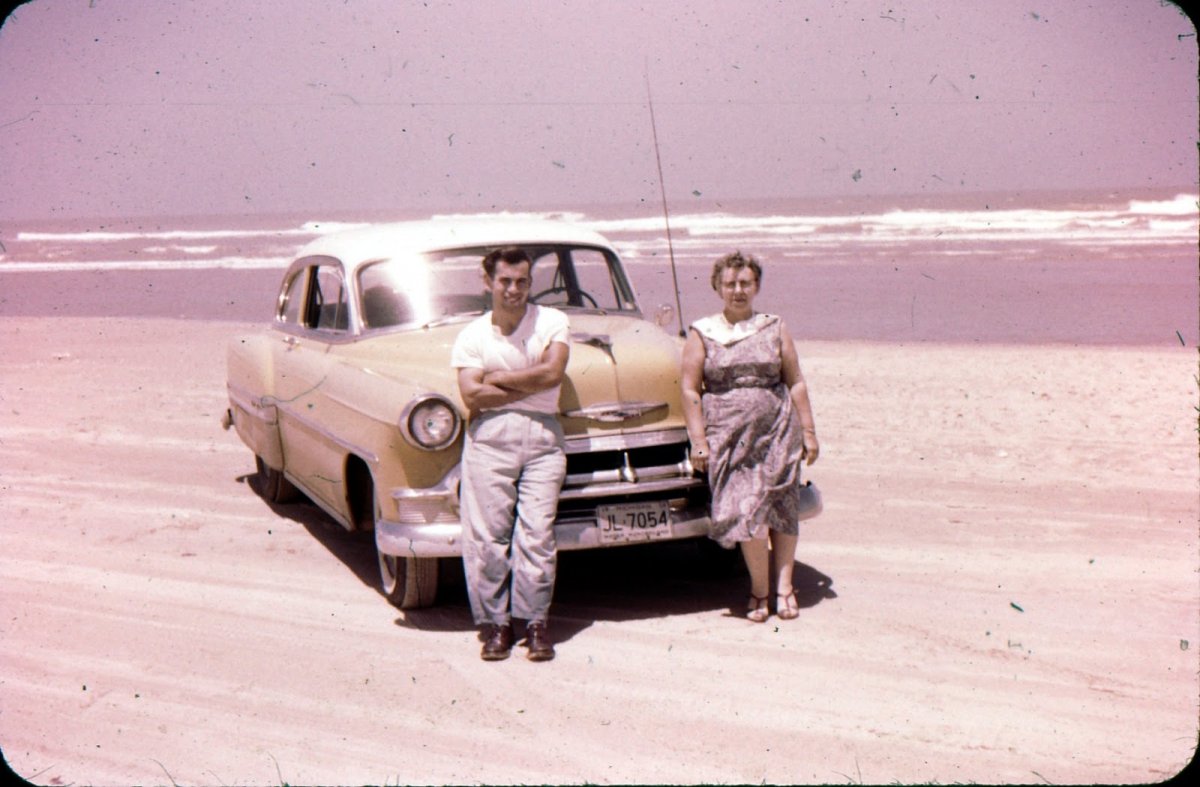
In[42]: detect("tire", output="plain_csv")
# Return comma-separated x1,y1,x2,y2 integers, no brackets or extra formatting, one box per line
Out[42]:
378,547,439,609
255,455,300,504
369,475,438,609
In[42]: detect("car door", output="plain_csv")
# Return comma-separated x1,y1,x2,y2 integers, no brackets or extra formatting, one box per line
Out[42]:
271,257,351,511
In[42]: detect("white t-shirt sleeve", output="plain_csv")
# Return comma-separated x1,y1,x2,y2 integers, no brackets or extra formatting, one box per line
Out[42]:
542,306,570,349
450,319,485,369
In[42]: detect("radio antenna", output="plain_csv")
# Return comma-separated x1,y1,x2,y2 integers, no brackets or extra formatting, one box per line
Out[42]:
645,70,686,336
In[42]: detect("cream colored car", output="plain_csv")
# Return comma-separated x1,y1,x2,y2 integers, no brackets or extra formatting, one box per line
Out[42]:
224,218,776,608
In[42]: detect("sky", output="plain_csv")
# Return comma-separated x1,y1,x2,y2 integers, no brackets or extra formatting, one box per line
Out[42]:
0,0,1195,221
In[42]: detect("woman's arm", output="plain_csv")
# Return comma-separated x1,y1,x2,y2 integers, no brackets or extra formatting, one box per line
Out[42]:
779,320,820,465
680,328,711,472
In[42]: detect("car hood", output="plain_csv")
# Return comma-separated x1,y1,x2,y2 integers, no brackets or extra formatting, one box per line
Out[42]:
333,312,685,437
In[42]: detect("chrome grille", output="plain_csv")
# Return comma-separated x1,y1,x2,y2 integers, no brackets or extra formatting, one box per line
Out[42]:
557,428,707,519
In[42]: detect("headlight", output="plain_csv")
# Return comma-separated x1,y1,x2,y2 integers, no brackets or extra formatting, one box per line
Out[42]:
399,395,462,451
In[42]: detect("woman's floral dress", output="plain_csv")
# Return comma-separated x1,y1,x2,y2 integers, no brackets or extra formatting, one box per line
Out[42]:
693,313,806,549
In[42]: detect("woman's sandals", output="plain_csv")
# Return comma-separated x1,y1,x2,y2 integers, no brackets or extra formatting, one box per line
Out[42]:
776,589,800,620
746,594,770,623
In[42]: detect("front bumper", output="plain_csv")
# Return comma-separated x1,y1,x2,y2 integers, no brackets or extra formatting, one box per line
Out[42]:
375,504,713,558
375,481,823,558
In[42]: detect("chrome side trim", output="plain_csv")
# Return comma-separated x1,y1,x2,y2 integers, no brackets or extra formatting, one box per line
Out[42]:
227,383,278,425
274,402,379,465
284,468,354,531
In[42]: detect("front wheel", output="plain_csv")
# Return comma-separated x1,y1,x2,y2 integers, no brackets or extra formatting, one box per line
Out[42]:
367,472,438,608
378,549,439,609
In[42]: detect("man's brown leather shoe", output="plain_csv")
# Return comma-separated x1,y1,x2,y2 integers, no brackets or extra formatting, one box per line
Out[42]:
525,621,555,662
480,623,514,661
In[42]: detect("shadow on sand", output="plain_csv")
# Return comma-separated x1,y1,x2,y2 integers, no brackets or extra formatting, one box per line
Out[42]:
239,472,837,645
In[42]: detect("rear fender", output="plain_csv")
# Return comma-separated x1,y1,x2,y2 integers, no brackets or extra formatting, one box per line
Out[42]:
226,333,284,468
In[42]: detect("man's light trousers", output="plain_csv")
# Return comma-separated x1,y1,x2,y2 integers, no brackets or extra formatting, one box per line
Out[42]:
460,410,566,626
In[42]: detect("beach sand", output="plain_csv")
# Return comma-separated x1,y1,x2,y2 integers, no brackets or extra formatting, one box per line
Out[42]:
0,294,1195,784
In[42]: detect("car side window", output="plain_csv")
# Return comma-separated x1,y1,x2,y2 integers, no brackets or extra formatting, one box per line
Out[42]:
311,265,349,332
278,269,307,325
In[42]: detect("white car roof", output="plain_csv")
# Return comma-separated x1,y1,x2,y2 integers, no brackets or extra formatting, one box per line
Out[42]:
295,217,615,272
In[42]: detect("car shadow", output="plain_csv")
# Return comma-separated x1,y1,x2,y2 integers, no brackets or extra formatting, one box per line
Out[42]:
238,472,382,590
402,540,838,646
239,472,837,645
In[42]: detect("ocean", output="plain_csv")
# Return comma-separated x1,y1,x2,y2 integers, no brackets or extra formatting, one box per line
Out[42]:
1,188,1196,345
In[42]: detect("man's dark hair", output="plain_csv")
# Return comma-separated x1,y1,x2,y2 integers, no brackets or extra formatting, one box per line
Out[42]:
482,246,532,277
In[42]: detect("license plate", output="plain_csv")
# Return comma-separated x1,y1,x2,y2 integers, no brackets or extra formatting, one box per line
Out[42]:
596,501,672,544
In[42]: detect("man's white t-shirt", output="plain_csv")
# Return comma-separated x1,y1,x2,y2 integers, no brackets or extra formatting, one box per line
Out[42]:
451,304,570,414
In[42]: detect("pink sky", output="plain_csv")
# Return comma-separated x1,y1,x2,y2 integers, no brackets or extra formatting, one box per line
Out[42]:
0,0,1195,220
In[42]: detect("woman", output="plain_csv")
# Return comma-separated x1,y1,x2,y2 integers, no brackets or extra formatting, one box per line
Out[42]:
681,251,820,622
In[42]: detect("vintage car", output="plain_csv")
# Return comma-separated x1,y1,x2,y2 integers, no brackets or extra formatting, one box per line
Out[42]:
222,218,821,608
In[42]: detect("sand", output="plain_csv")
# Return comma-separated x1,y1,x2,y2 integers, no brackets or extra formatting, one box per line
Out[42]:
1,313,1197,785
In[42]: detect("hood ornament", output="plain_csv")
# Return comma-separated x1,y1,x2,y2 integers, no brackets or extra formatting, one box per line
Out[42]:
571,332,615,362
564,401,668,423
565,333,666,422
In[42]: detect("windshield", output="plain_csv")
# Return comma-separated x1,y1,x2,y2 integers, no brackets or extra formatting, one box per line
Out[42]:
357,243,640,330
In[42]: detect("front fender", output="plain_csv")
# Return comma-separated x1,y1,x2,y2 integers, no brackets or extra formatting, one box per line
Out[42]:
317,360,465,493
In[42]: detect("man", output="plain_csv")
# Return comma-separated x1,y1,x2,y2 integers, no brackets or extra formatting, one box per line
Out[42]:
451,247,570,661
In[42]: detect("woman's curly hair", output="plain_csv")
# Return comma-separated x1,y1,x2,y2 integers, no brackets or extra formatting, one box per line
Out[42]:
710,251,763,291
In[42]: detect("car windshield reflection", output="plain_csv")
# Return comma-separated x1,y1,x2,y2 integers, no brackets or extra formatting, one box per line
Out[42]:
357,244,641,331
